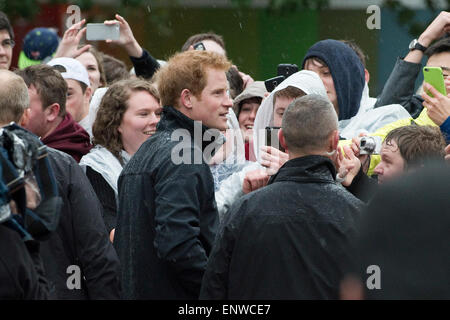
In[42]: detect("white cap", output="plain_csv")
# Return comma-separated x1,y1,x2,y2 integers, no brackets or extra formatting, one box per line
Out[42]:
47,57,90,87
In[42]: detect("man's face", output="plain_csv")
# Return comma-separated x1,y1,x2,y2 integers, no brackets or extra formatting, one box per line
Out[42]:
66,79,89,123
23,85,48,138
304,58,338,115
273,96,295,127
0,29,13,70
373,140,405,185
426,52,450,92
190,67,232,131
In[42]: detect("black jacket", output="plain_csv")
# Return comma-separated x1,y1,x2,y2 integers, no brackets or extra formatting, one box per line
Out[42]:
40,148,121,299
0,225,49,299
114,106,221,299
200,155,363,300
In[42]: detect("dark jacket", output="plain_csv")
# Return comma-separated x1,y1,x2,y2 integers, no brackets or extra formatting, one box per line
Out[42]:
374,57,424,118
114,106,221,299
0,225,49,299
40,148,121,299
129,49,160,80
200,155,363,300
41,113,92,163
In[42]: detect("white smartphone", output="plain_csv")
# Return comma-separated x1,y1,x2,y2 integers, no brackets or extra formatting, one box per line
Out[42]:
86,23,120,41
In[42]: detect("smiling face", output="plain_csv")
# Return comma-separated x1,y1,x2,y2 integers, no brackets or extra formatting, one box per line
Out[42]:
304,58,338,115
118,90,162,156
238,98,261,143
189,67,233,131
0,29,13,70
373,140,405,185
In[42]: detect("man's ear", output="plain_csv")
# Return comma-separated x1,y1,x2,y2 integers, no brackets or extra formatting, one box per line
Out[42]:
278,128,288,153
180,88,193,109
85,86,93,102
19,109,30,127
45,103,61,122
329,129,339,152
365,69,370,84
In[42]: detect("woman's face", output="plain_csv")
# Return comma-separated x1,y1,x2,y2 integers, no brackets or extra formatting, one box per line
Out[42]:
238,99,260,143
76,52,102,93
118,90,162,155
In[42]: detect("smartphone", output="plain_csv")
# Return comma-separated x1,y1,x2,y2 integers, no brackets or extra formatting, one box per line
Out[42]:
264,75,285,92
265,126,285,152
277,64,299,78
86,23,120,41
193,42,206,51
423,66,447,97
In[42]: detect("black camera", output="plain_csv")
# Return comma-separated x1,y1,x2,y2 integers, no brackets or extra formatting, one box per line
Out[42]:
264,63,299,92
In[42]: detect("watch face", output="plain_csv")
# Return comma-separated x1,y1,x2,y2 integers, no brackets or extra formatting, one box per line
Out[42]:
409,39,417,50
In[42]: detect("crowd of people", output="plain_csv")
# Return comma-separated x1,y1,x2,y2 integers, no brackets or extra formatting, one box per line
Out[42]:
0,8,450,300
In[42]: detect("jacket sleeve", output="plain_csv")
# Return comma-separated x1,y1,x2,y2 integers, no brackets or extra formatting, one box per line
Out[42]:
345,167,378,202
129,48,160,80
85,166,117,234
440,116,450,144
374,57,424,118
153,162,218,298
199,197,246,300
68,160,121,299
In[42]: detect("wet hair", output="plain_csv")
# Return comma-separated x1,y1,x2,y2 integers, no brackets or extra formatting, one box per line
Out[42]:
154,50,231,108
102,53,130,84
15,64,67,117
384,125,446,170
0,11,13,40
0,70,29,123
92,78,159,163
282,94,338,153
181,32,226,52
273,86,306,105
425,37,450,57
226,66,244,100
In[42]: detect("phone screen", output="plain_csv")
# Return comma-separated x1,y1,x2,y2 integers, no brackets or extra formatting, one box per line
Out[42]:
423,66,447,97
86,23,120,41
265,126,285,152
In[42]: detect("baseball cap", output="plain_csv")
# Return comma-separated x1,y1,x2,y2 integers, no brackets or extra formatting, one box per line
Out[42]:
18,28,60,69
47,57,90,87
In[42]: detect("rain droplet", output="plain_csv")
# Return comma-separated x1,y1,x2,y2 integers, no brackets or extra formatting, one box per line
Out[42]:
239,22,243,29
147,5,151,13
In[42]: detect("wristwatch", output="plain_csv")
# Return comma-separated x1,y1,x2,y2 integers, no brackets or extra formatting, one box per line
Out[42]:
408,39,427,52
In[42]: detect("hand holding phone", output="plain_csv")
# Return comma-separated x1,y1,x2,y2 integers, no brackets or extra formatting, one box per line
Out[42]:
86,23,120,41
423,66,447,97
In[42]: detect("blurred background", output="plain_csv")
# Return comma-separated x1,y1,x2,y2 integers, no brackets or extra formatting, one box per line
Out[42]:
3,0,450,95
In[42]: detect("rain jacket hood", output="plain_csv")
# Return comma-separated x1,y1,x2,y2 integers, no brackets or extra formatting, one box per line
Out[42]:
252,70,328,162
302,39,365,121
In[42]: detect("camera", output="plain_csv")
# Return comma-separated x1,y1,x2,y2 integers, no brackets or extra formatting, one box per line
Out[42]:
264,63,299,92
359,136,382,155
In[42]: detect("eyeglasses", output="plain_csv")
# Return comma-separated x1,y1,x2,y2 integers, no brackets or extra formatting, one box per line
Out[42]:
0,39,15,49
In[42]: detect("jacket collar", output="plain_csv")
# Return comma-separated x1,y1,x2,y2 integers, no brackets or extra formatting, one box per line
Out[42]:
158,106,225,154
268,155,337,185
